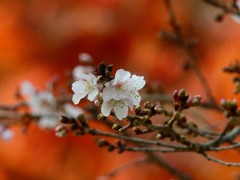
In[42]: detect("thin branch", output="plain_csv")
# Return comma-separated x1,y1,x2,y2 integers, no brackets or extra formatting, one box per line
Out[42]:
89,128,187,149
100,120,191,180
146,152,191,180
203,127,240,147
101,157,149,179
121,146,188,153
202,152,240,166
164,0,217,106
209,143,240,151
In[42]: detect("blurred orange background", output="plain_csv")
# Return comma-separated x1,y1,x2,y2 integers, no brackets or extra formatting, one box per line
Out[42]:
0,0,240,179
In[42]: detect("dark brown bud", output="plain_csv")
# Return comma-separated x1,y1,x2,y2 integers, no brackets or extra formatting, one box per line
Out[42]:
59,116,72,124
139,109,151,116
215,14,224,22
97,139,108,147
108,146,115,152
133,127,142,134
135,106,141,115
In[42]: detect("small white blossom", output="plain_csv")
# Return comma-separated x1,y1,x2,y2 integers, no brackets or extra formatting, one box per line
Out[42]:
0,125,13,141
20,81,57,115
101,69,145,120
101,97,133,120
103,69,146,106
63,103,84,118
38,117,58,129
20,81,35,96
1,129,13,141
72,73,99,104
78,53,93,63
20,81,59,129
73,65,94,80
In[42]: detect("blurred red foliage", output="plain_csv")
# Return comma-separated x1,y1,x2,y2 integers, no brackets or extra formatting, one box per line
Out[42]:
0,0,240,179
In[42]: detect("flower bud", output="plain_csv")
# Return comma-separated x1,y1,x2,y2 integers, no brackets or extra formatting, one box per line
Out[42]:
133,127,142,134
78,53,93,64
178,89,189,101
59,116,72,124
156,133,165,139
55,124,64,132
154,105,164,114
135,106,141,115
188,95,202,107
55,130,67,137
118,128,125,134
94,100,101,106
97,139,108,147
144,101,152,109
139,109,151,116
112,124,122,131
173,89,179,102
97,114,107,121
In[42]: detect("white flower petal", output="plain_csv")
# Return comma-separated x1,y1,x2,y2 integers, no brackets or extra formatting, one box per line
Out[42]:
72,81,87,93
114,102,128,120
131,75,146,90
115,69,131,82
73,66,94,80
20,81,35,96
75,72,91,81
38,117,58,129
1,129,13,141
63,104,83,118
72,93,87,104
130,91,141,106
102,86,118,101
87,88,99,101
88,73,97,84
101,101,113,116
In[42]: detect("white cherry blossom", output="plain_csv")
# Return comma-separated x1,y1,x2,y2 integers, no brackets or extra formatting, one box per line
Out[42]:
20,81,57,115
0,125,13,141
101,97,133,120
63,103,84,118
101,69,146,120
73,65,94,80
72,73,99,104
20,81,58,129
102,69,146,106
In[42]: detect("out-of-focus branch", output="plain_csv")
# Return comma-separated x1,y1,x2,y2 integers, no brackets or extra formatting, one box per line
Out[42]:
202,0,240,16
163,0,217,107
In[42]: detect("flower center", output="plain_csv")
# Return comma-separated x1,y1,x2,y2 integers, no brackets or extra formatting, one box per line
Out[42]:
86,82,94,93
115,82,126,92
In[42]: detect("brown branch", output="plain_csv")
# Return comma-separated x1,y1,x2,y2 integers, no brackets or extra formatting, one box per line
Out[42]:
164,0,217,107
202,152,240,166
202,0,240,16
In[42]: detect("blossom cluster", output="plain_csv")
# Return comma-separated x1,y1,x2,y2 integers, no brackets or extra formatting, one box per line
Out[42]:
20,81,83,129
72,68,146,120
